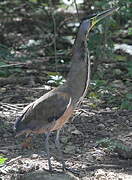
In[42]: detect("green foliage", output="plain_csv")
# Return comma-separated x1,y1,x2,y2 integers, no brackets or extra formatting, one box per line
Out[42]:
47,72,66,85
0,61,22,77
0,44,14,61
97,138,130,152
97,138,116,151
0,0,131,110
128,28,132,35
0,155,7,165
88,20,115,62
121,94,132,110
127,61,132,77
88,80,120,109
29,0,38,3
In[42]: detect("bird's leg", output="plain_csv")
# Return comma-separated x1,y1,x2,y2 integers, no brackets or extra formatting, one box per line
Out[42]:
55,129,66,171
55,130,80,174
45,132,52,171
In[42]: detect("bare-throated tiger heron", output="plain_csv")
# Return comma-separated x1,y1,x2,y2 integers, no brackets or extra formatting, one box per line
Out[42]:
14,7,118,171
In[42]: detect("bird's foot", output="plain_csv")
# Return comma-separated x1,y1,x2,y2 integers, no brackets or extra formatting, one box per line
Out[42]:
63,167,80,175
48,165,53,172
45,164,79,174
61,161,79,174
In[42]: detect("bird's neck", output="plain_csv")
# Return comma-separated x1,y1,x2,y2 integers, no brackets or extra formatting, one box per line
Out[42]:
66,30,90,106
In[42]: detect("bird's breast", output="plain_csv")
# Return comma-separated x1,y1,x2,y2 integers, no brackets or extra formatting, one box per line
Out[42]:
51,104,73,131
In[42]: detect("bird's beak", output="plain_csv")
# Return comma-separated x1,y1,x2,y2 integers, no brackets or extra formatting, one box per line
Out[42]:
90,7,119,29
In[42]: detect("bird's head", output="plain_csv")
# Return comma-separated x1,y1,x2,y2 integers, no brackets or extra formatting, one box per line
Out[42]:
89,7,119,30
80,7,119,37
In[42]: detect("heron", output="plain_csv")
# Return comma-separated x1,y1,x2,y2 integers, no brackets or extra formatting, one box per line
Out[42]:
14,7,118,171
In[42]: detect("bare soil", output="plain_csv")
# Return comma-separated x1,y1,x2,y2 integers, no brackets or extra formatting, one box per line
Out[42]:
0,84,132,180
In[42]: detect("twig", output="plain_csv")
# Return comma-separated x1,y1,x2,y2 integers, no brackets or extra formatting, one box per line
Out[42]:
78,108,90,115
0,156,22,173
71,111,82,122
5,156,22,166
49,0,58,73
0,145,20,150
0,103,22,111
74,0,80,21
0,63,27,68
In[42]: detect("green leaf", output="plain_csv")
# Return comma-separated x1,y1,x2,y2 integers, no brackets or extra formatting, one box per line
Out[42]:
126,94,132,100
29,0,38,3
115,55,126,61
0,155,7,165
128,28,132,35
0,61,7,66
121,100,132,110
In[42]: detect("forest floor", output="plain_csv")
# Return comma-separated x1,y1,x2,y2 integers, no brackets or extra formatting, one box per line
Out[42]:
0,83,132,180
0,8,132,179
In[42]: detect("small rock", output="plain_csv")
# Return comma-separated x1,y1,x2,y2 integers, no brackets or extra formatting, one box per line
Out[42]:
126,120,129,124
81,164,87,169
75,147,82,153
106,107,111,111
71,129,83,135
31,154,39,159
35,164,40,170
107,172,116,179
0,88,6,93
3,134,9,138
18,159,23,165
9,167,19,173
111,80,125,89
114,69,122,75
118,176,123,180
0,149,8,155
96,123,105,130
129,122,132,127
64,144,75,154
95,169,106,179
67,125,76,132
61,136,69,144
107,119,115,123
85,152,94,162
